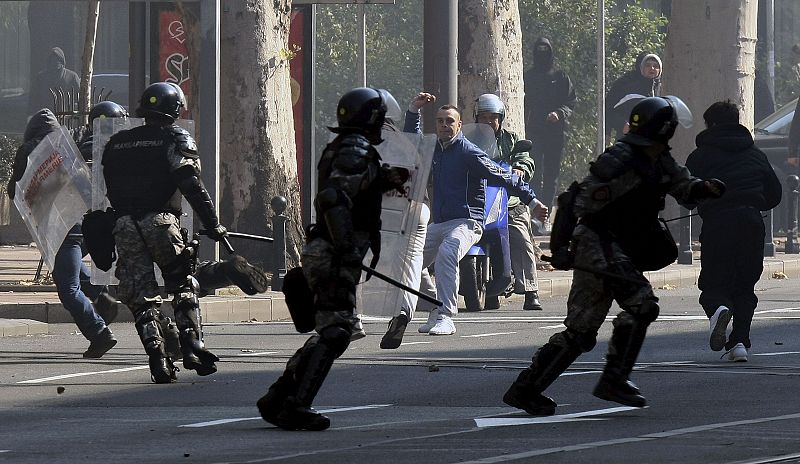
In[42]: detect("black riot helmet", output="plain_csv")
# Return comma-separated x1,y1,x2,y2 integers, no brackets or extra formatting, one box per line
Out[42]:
330,87,387,141
89,101,128,124
136,82,186,121
626,96,693,146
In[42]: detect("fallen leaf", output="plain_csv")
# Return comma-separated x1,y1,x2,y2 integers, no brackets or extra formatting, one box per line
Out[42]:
658,284,676,290
772,271,788,280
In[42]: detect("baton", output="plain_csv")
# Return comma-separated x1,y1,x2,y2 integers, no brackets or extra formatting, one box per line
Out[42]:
361,264,443,307
541,255,650,286
202,229,443,307
197,230,236,254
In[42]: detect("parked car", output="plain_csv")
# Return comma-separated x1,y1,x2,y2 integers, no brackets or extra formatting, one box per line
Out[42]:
754,98,798,233
0,72,130,136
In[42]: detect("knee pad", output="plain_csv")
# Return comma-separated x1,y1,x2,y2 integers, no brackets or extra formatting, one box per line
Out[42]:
319,325,351,358
558,328,597,353
624,299,660,324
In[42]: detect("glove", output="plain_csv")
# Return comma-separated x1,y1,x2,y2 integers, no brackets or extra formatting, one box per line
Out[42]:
547,247,574,271
205,224,228,242
704,178,726,198
381,165,411,194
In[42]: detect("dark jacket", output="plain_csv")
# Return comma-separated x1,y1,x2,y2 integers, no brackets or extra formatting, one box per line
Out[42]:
523,37,576,138
686,124,782,218
403,111,535,224
29,47,81,113
606,52,663,138
8,108,60,199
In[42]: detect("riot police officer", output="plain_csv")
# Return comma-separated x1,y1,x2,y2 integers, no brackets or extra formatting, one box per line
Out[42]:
102,82,263,383
503,96,725,415
256,87,409,431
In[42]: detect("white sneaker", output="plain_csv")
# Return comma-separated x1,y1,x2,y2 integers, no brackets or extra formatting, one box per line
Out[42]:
724,343,748,362
428,315,456,336
351,314,366,341
709,305,732,351
418,310,440,333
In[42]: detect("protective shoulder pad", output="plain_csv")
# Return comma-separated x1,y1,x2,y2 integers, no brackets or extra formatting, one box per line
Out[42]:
337,133,373,159
589,143,633,181
167,125,198,159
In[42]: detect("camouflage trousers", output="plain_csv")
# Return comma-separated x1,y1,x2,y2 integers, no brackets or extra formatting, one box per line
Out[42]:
301,236,366,334
113,212,187,313
561,224,655,341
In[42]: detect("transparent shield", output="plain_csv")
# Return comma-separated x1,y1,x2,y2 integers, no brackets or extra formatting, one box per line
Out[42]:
664,95,694,128
90,117,195,285
355,131,436,318
13,127,92,270
461,122,499,159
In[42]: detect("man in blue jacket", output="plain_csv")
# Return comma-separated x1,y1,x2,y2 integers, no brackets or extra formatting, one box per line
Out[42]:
406,101,540,335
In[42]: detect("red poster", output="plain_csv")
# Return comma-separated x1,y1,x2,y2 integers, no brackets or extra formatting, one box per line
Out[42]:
159,11,192,118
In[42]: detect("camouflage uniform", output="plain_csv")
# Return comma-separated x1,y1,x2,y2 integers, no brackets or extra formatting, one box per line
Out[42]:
504,135,713,415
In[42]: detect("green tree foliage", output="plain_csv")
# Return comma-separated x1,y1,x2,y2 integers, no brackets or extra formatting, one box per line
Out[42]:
518,0,667,188
312,0,666,191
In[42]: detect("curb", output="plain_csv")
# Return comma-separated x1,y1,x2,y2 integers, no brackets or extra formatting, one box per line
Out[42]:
0,318,48,337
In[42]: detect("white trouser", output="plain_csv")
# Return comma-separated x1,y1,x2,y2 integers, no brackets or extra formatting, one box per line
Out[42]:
399,203,431,320
422,218,483,317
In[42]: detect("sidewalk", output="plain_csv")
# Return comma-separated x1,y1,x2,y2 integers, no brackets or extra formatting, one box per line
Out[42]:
1,243,799,336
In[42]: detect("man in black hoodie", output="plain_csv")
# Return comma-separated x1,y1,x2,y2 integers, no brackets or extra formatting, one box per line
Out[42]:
29,47,81,114
686,101,782,362
523,37,576,212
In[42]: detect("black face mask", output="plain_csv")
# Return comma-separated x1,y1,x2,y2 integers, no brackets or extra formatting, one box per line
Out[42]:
533,48,553,70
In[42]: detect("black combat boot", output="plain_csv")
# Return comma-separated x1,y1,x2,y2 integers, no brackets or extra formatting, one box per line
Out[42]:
149,354,177,384
592,315,649,408
257,374,298,423
270,343,336,431
135,307,177,384
175,305,219,376
194,256,269,296
503,342,581,416
83,327,117,359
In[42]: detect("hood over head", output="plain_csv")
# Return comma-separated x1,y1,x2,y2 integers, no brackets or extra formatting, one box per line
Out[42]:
23,108,59,143
639,53,663,78
695,123,754,152
532,37,554,72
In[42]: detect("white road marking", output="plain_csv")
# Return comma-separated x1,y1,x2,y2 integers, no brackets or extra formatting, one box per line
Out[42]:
561,370,602,377
539,324,565,329
475,406,639,428
460,332,516,338
400,341,432,346
461,411,800,463
754,307,800,314
236,351,278,357
17,366,150,384
752,351,800,357
729,452,800,464
178,404,392,428
0,450,9,453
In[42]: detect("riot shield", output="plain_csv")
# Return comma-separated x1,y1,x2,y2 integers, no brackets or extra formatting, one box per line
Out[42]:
461,122,499,159
90,117,195,284
356,130,436,318
13,127,92,270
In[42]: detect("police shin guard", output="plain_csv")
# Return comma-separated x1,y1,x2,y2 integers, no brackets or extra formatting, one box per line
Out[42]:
503,342,581,416
593,307,657,408
194,256,269,296
174,297,219,376
135,308,177,384
271,327,350,431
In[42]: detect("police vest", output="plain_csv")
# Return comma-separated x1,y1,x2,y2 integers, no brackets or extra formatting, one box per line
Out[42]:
102,124,182,217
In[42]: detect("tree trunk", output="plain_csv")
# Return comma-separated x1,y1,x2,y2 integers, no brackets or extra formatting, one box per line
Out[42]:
220,1,303,269
79,0,100,125
457,0,525,135
664,0,757,164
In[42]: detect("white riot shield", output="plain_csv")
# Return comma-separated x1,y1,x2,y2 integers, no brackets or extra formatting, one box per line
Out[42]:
90,117,195,284
13,127,92,270
356,130,436,317
461,123,499,158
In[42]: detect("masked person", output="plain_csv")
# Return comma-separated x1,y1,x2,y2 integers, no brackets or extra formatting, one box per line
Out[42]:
29,47,80,114
101,82,266,383
474,93,547,311
257,88,409,431
503,96,725,416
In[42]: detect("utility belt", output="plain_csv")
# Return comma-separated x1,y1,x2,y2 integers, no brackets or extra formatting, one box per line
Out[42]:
116,207,182,221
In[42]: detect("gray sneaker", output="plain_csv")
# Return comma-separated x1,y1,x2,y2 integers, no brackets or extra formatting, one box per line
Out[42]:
724,343,748,362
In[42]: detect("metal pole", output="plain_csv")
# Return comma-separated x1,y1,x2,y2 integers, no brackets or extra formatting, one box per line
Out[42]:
677,207,692,264
766,0,776,103
357,4,366,87
270,196,288,290
128,2,147,110
198,0,221,262
764,208,775,257
596,0,606,153
786,175,799,254
422,0,457,133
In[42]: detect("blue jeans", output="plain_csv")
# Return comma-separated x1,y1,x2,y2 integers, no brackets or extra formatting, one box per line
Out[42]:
52,224,106,340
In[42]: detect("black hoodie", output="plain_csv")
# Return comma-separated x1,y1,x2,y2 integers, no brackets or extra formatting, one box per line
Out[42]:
7,108,60,199
685,123,781,218
523,38,576,137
